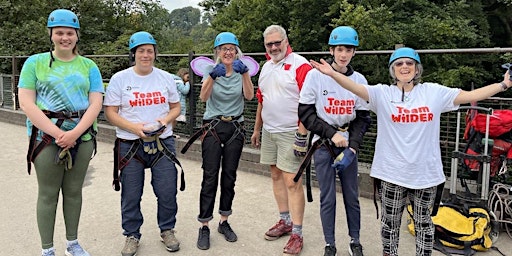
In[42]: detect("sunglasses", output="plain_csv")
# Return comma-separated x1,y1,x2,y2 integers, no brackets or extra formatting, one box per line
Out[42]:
394,60,415,67
265,39,284,48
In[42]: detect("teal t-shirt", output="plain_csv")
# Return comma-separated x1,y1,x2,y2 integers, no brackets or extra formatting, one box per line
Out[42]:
203,65,245,120
18,52,104,140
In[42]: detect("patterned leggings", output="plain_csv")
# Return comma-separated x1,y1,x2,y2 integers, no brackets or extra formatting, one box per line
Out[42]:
380,181,436,256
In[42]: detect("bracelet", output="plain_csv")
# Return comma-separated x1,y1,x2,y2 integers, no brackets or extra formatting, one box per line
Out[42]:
500,82,509,91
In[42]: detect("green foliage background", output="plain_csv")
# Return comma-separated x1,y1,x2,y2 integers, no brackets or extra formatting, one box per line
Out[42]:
1,0,512,89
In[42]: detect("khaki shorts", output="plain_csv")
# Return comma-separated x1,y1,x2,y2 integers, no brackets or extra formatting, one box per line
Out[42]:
260,128,301,173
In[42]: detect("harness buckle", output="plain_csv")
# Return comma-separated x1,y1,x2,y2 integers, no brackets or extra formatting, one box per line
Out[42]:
220,116,233,122
62,110,73,118
336,123,349,132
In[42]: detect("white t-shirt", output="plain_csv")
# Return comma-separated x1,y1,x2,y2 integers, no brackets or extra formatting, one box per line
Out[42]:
258,52,311,133
366,82,460,189
299,68,368,143
104,67,180,140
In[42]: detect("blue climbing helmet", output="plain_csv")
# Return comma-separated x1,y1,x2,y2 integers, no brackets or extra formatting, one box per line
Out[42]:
214,32,239,48
129,31,157,50
47,9,80,29
389,47,421,66
328,26,359,46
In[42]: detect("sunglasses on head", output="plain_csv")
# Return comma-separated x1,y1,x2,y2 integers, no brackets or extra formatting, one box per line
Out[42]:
394,60,415,67
265,39,284,48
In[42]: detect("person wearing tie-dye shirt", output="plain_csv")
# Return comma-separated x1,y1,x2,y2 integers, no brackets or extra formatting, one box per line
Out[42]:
17,9,104,256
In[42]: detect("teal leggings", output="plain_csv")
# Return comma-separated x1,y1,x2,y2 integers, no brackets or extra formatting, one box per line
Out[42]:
33,140,93,249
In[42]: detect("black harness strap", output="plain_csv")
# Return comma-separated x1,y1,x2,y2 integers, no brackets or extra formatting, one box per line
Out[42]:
155,138,186,191
293,138,336,202
26,110,89,174
181,115,242,154
112,138,144,191
432,182,445,216
113,137,186,192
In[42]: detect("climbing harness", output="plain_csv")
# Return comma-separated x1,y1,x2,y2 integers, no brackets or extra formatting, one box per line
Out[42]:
26,109,96,174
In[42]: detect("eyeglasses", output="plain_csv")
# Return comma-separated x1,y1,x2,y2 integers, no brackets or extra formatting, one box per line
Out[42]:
220,47,236,53
394,60,415,67
265,39,284,48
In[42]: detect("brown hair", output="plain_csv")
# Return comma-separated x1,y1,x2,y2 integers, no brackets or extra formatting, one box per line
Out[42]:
177,68,189,79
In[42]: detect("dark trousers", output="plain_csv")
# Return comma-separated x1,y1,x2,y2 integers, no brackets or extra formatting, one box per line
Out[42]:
198,121,244,222
314,145,361,245
120,137,178,239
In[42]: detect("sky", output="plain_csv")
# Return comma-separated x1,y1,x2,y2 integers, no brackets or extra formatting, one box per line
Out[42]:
160,0,202,12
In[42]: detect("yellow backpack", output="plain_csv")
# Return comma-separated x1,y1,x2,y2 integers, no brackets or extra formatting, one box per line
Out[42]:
407,204,493,252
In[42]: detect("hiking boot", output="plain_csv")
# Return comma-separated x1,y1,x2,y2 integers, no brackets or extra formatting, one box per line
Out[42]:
65,241,90,256
218,221,238,242
121,236,139,256
197,226,210,250
324,244,337,256
42,248,55,256
161,229,180,252
264,219,292,241
349,242,364,256
283,234,303,255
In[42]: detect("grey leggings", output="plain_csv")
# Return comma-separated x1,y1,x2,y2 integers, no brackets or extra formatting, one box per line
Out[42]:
33,140,93,249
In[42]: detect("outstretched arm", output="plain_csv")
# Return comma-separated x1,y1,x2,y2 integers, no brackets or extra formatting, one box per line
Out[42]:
454,70,512,105
310,59,370,102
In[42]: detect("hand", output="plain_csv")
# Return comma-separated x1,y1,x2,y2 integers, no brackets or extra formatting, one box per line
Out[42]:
251,131,260,149
209,63,226,79
293,132,308,157
332,148,356,173
331,133,348,148
233,60,249,74
310,59,335,76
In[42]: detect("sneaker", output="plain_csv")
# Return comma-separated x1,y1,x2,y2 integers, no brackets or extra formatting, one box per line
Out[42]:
65,241,90,256
121,236,139,256
197,226,210,250
324,244,337,256
42,248,55,256
218,221,238,242
161,229,180,252
283,234,303,255
349,242,364,256
264,219,293,241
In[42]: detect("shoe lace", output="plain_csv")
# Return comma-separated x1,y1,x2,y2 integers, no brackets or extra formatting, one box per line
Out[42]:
126,236,139,247
200,226,210,235
271,220,285,230
222,222,234,233
350,243,363,255
67,243,87,255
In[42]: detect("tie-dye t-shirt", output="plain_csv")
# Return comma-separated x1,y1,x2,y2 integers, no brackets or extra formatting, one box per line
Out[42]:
18,52,104,141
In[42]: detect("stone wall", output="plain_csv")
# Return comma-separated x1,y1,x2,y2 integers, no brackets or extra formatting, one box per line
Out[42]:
0,108,374,199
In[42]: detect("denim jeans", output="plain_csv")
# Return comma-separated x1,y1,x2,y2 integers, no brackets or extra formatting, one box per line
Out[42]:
120,137,178,239
314,145,361,245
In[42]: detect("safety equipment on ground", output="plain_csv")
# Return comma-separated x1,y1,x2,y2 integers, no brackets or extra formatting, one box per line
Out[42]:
328,26,359,46
407,203,497,254
47,9,80,29
232,60,249,74
209,63,226,79
293,132,308,157
332,147,356,174
129,31,157,50
214,32,239,48
389,47,421,66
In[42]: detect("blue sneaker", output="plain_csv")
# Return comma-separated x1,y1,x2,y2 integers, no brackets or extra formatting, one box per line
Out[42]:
42,248,56,256
65,241,90,256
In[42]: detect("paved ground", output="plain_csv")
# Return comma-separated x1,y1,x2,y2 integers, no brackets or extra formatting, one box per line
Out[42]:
1,121,511,255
